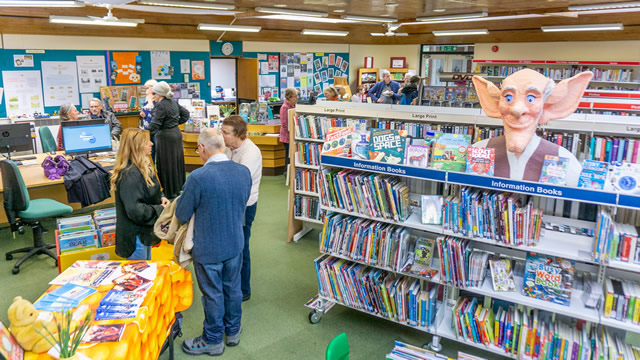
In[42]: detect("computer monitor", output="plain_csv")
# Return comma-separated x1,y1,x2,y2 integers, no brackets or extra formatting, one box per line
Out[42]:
0,123,33,158
61,119,112,156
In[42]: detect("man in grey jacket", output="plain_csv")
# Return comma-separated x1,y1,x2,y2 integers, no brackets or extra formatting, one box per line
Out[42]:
89,98,122,139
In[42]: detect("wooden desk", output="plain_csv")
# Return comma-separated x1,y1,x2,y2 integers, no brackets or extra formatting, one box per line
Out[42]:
0,153,116,224
247,124,285,176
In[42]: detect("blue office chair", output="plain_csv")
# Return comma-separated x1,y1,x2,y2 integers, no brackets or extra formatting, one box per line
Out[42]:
1,160,73,274
39,126,57,153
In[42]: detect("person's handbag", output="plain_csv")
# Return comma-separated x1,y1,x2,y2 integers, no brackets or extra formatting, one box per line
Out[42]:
41,155,70,180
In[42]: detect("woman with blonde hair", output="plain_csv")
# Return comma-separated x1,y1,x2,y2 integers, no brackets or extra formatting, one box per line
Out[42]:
112,128,169,260
323,86,341,101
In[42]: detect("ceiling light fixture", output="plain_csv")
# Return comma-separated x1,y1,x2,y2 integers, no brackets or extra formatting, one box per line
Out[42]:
432,29,489,36
432,9,446,12
302,29,349,36
258,14,356,23
0,0,82,6
255,7,327,17
541,23,623,31
198,24,261,32
273,4,288,7
333,9,346,13
341,15,397,23
137,0,235,10
371,33,386,36
49,15,143,27
418,11,488,22
568,1,640,10
399,13,542,26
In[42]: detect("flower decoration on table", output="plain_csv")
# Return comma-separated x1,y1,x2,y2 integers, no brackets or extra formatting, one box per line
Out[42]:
220,104,236,118
36,309,92,360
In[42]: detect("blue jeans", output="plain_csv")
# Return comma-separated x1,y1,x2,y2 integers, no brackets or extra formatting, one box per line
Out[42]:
242,203,258,296
193,254,243,345
127,236,151,260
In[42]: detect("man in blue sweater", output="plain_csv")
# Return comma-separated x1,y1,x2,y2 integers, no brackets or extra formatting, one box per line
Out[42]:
175,128,252,356
368,70,401,104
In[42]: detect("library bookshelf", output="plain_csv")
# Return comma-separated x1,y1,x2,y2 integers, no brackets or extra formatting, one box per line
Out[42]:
296,102,640,358
358,67,379,95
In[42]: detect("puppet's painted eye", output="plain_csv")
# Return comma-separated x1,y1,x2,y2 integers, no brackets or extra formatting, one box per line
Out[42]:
526,95,536,103
505,94,513,103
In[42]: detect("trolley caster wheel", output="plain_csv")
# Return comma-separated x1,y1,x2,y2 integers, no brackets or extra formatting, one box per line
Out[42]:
55,260,58,266
6,254,13,261
308,310,322,324
12,268,19,275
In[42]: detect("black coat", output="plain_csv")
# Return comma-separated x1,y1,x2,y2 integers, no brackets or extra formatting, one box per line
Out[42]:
114,164,164,258
64,157,111,207
148,98,190,137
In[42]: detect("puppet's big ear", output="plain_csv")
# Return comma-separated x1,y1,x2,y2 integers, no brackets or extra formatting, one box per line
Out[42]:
540,71,593,125
472,75,501,118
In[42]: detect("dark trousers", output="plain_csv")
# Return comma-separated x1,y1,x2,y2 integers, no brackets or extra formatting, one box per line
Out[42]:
241,203,258,296
193,254,243,344
283,142,290,168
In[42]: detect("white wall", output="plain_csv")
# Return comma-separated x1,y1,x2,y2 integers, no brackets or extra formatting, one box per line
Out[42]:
210,58,236,90
1,34,209,51
243,41,348,53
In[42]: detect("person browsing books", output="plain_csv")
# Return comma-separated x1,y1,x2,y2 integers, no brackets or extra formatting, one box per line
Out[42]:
351,86,365,103
399,75,421,105
323,86,341,101
175,128,252,356
279,88,297,169
89,98,122,140
139,79,158,160
56,103,80,151
222,115,263,302
112,128,169,260
368,70,401,104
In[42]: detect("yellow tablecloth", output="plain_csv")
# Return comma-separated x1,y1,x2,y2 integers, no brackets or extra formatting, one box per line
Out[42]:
25,261,193,360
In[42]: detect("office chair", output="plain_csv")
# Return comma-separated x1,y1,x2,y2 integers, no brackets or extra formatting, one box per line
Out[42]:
325,332,349,360
39,126,57,153
1,160,73,274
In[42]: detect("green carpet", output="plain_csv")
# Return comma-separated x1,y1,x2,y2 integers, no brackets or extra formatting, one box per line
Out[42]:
0,176,503,359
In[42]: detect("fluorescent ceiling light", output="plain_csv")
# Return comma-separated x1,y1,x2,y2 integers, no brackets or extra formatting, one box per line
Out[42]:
541,23,623,32
255,7,327,17
302,29,348,36
198,24,261,32
49,15,143,27
371,33,386,36
568,1,640,10
341,15,397,23
398,13,542,27
418,11,487,22
0,0,82,6
137,0,234,10
432,29,488,36
258,14,356,23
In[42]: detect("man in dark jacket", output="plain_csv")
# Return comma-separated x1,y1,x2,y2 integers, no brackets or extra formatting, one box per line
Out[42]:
368,70,401,104
175,128,252,356
89,98,122,139
400,75,421,105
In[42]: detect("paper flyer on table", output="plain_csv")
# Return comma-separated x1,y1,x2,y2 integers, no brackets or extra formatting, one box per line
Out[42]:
2,70,44,117
41,61,80,107
150,51,171,79
76,55,107,93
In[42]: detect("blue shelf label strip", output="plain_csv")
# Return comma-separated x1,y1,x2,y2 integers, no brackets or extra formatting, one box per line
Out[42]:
321,156,447,182
618,194,640,208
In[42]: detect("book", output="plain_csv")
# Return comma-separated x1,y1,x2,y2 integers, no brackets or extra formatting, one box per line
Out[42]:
538,155,569,185
350,130,371,160
47,283,96,303
421,195,442,225
100,289,147,307
322,127,353,157
605,162,640,195
409,237,436,276
49,267,114,287
578,160,609,190
0,320,23,360
111,272,152,291
522,253,575,306
404,145,430,168
489,259,516,292
465,147,495,176
368,129,407,164
82,324,125,343
430,133,470,172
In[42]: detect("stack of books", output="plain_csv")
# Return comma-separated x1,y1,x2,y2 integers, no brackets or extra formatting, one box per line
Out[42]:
436,236,488,288
593,209,640,264
603,277,640,324
56,215,99,254
295,142,322,166
93,207,116,247
294,115,367,140
33,283,96,311
386,341,452,360
294,195,321,220
294,168,319,194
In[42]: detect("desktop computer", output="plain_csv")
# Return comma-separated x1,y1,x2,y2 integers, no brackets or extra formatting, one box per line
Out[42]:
0,123,35,159
61,119,113,156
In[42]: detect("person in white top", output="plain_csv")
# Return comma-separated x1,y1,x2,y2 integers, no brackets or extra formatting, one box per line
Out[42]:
221,115,262,302
472,69,593,187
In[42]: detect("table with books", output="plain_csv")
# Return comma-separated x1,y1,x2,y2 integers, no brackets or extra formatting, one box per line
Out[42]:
25,260,193,360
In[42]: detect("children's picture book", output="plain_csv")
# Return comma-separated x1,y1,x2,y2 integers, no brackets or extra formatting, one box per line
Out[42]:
368,129,407,164
578,160,608,190
465,147,495,176
122,261,156,281
101,289,147,307
49,267,113,287
538,155,569,185
350,130,370,160
488,259,516,292
322,127,353,157
522,253,575,306
410,237,435,275
421,195,442,225
430,133,470,172
404,144,429,168
0,320,23,360
112,273,151,291
605,161,640,195
82,324,125,343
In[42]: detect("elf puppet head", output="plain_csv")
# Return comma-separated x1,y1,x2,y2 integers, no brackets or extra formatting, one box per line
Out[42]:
472,69,593,156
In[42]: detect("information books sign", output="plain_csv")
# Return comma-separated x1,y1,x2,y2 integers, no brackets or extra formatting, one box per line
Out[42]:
618,194,640,209
321,155,446,182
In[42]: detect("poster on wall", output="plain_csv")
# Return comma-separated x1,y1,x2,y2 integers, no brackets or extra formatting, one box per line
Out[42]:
180,59,190,73
191,61,205,80
76,55,107,93
111,52,142,84
41,61,80,107
150,51,171,80
2,70,44,117
13,55,34,68
268,55,278,72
